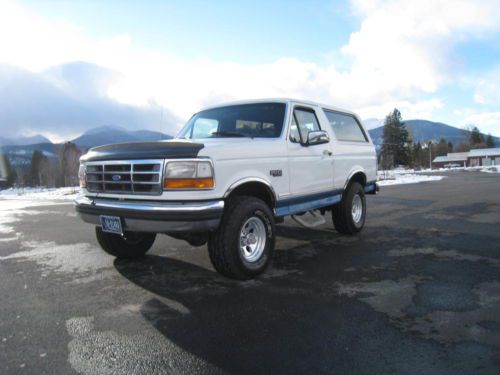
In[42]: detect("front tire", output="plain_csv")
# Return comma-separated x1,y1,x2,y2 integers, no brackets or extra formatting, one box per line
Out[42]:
95,227,156,258
208,196,275,280
332,182,366,234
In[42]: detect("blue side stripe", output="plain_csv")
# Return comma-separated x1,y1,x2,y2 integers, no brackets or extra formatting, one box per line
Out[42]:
275,190,343,217
276,188,343,208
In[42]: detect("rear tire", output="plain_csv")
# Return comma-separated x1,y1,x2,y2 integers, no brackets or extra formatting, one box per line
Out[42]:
332,182,366,234
208,196,275,280
95,227,156,258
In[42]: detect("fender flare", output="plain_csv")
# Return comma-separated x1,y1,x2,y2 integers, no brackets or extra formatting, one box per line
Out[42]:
223,177,278,204
343,168,367,190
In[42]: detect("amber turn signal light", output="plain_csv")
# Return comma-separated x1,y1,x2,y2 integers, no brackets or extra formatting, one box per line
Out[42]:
164,178,214,189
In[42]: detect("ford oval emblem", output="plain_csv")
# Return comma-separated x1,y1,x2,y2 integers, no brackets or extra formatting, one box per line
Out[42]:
112,174,122,181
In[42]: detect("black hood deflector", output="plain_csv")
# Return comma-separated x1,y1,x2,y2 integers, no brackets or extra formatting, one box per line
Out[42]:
81,141,204,162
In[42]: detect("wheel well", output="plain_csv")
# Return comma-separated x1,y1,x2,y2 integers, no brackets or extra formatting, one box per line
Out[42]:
347,172,367,188
225,181,275,208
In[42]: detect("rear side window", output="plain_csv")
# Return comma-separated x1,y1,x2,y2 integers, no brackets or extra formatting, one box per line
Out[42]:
323,110,368,142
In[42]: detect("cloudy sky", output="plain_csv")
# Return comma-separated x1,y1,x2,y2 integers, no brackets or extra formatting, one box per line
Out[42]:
0,0,499,141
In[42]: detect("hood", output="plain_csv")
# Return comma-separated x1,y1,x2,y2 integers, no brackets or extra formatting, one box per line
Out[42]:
81,140,204,162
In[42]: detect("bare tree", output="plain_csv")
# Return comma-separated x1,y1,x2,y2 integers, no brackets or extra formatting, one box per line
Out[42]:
59,142,82,187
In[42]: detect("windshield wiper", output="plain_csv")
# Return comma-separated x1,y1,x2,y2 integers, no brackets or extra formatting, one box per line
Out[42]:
211,131,247,137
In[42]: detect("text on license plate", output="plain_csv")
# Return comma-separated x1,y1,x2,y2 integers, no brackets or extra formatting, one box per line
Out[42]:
100,215,123,234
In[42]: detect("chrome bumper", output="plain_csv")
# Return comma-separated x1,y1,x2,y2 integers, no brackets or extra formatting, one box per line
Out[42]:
74,195,224,233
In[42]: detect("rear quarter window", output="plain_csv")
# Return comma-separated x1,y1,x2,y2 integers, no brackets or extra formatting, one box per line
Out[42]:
323,110,368,142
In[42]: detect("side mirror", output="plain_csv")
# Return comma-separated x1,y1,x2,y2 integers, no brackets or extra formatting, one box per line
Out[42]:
306,130,330,146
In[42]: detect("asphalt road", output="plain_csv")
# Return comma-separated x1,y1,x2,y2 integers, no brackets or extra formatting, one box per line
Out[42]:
1,171,499,374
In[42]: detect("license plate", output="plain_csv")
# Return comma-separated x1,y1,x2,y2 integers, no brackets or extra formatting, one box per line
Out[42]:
100,215,123,235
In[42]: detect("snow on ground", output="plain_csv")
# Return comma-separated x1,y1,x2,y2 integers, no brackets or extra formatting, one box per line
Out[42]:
480,166,500,174
377,164,500,186
406,166,497,174
377,168,446,186
0,187,78,237
377,173,445,186
0,187,80,201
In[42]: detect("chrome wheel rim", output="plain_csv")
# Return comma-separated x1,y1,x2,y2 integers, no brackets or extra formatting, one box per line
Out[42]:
239,216,267,262
352,194,363,224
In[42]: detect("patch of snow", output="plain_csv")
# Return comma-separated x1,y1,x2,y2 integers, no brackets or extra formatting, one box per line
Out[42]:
377,173,445,186
0,187,80,201
379,166,488,175
419,166,485,173
480,166,500,173
0,199,70,238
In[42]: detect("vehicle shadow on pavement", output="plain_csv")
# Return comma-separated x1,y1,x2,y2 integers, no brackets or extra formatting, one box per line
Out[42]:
113,222,500,375
113,250,369,375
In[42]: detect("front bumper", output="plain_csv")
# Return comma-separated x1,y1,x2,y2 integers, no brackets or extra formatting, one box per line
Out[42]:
74,195,224,233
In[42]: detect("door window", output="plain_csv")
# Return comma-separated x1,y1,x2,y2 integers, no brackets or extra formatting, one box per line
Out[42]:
290,108,321,143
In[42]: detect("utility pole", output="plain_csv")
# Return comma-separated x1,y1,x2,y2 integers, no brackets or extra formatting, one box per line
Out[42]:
428,141,432,170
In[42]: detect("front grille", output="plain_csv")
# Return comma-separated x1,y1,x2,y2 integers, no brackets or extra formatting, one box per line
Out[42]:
86,160,163,195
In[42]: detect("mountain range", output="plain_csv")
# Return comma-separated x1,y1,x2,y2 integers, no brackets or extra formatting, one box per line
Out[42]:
0,134,52,147
1,126,173,167
71,125,172,148
367,119,500,149
1,120,498,164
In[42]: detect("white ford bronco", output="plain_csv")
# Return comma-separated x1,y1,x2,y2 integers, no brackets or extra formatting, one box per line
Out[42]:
75,99,378,279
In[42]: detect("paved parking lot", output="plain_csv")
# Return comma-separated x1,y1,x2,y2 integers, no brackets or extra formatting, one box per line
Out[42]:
1,170,499,374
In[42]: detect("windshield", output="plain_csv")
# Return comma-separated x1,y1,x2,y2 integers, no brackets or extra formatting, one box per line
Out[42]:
176,103,286,139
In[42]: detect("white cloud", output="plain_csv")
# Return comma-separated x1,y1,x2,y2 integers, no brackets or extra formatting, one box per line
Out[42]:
1,0,500,137
463,112,500,136
357,98,443,121
345,0,500,96
473,66,500,105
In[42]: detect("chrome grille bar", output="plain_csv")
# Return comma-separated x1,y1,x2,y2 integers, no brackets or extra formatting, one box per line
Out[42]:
85,159,164,195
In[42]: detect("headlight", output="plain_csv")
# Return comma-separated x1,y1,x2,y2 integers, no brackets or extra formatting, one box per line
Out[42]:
164,160,214,189
78,164,86,188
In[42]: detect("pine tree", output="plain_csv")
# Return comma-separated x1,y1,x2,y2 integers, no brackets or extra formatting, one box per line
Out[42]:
447,142,453,153
470,126,484,145
486,133,495,148
381,109,412,168
436,138,448,156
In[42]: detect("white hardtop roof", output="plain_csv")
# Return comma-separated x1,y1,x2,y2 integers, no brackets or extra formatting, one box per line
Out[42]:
198,98,359,118
469,147,500,157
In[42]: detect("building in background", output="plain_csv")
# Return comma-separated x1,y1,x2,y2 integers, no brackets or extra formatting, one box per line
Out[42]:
432,148,500,168
468,148,500,167
432,152,469,168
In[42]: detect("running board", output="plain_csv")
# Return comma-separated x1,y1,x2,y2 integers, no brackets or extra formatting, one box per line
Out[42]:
291,210,326,228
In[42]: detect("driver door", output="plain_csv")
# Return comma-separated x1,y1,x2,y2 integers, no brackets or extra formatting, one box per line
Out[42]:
287,105,334,197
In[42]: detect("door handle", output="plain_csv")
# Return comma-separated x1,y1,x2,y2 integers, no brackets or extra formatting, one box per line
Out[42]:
323,150,332,156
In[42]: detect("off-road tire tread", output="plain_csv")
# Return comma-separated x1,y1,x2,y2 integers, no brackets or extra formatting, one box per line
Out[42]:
332,182,366,235
208,196,275,280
